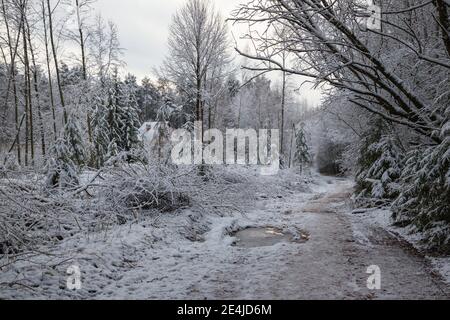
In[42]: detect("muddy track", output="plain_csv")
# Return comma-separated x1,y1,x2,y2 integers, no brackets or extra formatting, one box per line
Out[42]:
206,178,450,300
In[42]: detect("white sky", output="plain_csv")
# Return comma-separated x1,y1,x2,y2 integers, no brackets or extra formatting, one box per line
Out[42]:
93,0,322,106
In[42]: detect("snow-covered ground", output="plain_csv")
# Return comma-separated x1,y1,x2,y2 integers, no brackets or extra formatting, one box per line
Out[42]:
0,169,449,300
352,206,450,287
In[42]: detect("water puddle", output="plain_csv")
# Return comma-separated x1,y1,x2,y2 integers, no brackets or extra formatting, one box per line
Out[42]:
232,227,309,248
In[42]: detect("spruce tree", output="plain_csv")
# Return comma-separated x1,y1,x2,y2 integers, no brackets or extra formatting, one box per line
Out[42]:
46,112,85,189
356,120,404,202
294,124,311,173
117,74,141,152
91,89,111,168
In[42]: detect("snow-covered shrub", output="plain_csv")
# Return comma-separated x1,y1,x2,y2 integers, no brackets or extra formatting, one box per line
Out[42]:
355,133,404,204
99,164,190,218
0,180,77,255
45,138,80,189
2,154,20,172
392,136,450,252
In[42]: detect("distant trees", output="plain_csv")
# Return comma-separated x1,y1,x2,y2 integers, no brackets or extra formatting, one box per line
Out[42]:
0,0,314,175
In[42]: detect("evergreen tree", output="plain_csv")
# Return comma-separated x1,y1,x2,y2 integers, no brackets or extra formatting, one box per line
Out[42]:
46,137,79,189
355,120,404,202
138,77,160,122
90,74,142,168
294,124,311,173
91,87,112,168
46,113,85,189
117,74,141,152
64,112,86,166
393,134,450,251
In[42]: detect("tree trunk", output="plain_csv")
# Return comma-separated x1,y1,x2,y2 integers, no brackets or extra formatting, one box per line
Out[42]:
20,2,29,166
1,0,22,164
47,0,68,125
75,0,92,143
42,0,57,141
434,0,450,57
26,19,46,157
23,16,34,164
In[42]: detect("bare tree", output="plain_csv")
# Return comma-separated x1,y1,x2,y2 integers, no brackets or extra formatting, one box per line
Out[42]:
68,0,95,141
163,0,230,128
89,15,123,84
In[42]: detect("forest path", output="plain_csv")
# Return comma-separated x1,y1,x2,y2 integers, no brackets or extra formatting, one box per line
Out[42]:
192,176,450,300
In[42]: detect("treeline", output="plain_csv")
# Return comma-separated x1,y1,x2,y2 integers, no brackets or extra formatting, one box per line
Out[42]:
0,0,139,173
0,0,312,183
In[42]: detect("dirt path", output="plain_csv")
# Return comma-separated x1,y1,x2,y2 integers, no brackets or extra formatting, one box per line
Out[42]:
199,177,450,300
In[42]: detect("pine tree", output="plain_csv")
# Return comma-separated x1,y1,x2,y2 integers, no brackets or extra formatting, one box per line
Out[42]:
116,74,141,152
90,75,142,168
64,112,86,166
46,137,79,189
91,87,113,168
355,120,404,202
45,113,85,189
294,124,311,173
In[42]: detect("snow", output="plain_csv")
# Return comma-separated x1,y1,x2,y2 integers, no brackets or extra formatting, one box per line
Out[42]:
431,258,450,284
1,169,449,299
350,207,450,285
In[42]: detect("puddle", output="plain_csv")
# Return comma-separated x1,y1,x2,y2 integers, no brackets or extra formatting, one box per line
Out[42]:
232,227,309,248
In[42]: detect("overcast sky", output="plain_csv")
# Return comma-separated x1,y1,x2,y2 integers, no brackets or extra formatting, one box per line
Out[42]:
94,0,241,79
93,0,322,105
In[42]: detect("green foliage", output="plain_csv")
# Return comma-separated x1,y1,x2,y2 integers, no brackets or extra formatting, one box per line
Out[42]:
392,137,450,252
355,131,404,202
353,117,403,203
